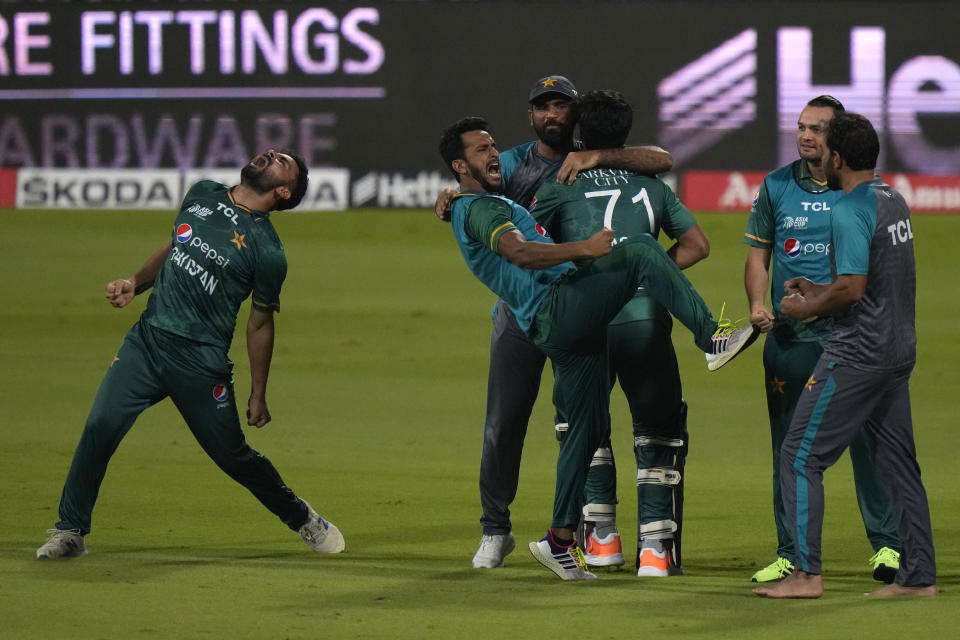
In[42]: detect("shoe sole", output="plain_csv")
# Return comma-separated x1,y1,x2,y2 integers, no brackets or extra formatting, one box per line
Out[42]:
585,553,625,567
36,549,87,559
311,523,346,553
873,564,897,584
472,536,516,569
707,326,760,371
751,572,791,583
528,541,596,581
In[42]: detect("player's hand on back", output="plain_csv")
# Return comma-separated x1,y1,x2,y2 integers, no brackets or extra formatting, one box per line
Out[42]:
557,151,600,185
105,278,136,308
583,227,614,258
434,188,457,222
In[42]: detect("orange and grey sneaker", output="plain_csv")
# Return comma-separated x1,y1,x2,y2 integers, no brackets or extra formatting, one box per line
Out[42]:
636,540,671,577
584,529,625,567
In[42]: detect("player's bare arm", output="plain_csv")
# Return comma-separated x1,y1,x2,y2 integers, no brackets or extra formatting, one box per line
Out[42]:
780,274,866,321
745,246,775,332
246,306,276,428
667,224,710,270
497,227,612,269
105,241,173,308
556,145,673,184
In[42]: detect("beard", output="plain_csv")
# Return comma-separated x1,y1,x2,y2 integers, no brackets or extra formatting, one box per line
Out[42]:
468,163,500,193
824,164,842,190
241,161,283,194
533,119,575,151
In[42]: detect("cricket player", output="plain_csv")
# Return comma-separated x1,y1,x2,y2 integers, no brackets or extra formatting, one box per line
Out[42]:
438,116,757,579
531,89,709,576
453,75,672,570
36,150,345,559
744,96,900,583
754,113,936,598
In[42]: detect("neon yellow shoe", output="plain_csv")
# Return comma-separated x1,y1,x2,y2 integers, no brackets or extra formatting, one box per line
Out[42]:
869,547,900,584
751,556,794,582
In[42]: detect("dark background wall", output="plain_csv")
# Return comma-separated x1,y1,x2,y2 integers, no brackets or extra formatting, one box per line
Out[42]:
1,1,957,174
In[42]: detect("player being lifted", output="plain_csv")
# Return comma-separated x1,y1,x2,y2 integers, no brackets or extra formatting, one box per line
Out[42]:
439,116,758,579
531,89,710,576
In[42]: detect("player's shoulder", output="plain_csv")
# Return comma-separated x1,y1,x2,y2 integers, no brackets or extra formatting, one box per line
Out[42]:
499,141,536,171
764,161,799,187
500,140,536,159
468,194,514,216
185,180,229,200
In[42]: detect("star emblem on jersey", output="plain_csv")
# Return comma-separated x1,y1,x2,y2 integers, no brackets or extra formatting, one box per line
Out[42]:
806,375,817,391
770,376,786,394
541,78,558,88
231,231,247,250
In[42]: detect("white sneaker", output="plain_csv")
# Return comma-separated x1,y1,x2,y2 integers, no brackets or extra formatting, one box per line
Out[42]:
36,528,87,559
472,532,516,568
705,324,759,371
528,533,597,581
298,501,345,553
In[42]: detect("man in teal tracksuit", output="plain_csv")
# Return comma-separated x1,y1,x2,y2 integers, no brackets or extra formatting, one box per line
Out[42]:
36,150,345,559
744,96,900,583
754,112,936,599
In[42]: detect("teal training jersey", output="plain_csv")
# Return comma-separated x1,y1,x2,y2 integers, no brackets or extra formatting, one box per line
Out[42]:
743,160,841,342
450,192,573,332
143,180,287,350
827,177,916,370
531,168,696,324
499,141,562,209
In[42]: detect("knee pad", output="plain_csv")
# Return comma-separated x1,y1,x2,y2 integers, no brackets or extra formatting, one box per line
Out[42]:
591,446,614,468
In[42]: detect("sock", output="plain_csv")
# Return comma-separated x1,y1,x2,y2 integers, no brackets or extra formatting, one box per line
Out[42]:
550,531,574,547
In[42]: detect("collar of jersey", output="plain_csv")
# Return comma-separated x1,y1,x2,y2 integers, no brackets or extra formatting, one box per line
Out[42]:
228,189,269,217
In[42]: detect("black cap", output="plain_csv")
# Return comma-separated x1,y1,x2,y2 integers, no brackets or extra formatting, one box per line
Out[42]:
528,75,579,103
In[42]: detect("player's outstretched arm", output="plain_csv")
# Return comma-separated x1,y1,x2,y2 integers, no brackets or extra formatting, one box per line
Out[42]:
246,306,275,428
497,227,612,269
105,241,173,308
556,145,673,184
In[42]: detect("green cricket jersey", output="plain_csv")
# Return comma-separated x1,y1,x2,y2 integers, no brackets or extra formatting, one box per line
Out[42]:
143,180,287,350
530,168,696,324
743,160,841,343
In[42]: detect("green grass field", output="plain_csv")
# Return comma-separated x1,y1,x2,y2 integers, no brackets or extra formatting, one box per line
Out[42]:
1,208,957,638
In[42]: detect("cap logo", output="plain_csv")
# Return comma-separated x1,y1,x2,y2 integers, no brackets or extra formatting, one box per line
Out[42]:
541,78,558,88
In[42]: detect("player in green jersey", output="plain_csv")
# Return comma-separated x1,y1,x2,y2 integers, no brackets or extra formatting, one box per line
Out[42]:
754,113,936,599
531,90,710,577
36,150,346,560
743,96,900,584
439,117,758,580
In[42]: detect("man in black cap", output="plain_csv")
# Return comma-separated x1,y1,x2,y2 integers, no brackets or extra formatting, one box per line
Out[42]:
436,75,674,571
